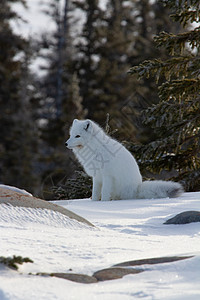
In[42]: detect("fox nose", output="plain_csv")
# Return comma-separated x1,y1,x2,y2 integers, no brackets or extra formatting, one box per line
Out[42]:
65,141,68,147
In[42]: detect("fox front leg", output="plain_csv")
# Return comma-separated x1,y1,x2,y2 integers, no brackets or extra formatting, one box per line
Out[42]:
92,176,102,201
101,176,113,201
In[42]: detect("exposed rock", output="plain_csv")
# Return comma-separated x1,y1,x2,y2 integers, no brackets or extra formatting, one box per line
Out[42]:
0,188,94,227
93,267,143,281
51,273,98,284
35,255,194,284
113,255,193,267
164,211,200,225
0,184,33,196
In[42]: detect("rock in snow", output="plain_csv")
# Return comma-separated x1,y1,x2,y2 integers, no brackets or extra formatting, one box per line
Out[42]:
51,273,98,284
38,255,193,283
113,255,194,267
0,184,33,196
93,267,143,281
164,211,200,224
0,188,94,228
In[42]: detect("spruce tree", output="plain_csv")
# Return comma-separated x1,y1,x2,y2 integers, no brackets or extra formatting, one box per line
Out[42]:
0,0,40,193
74,0,140,139
74,0,182,142
73,0,104,114
38,0,86,198
129,0,200,191
126,0,182,143
89,0,139,139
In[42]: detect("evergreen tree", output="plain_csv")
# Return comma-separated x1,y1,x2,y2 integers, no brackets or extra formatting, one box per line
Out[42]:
129,0,200,191
73,0,104,115
125,0,182,143
89,0,139,138
37,0,86,198
0,0,40,193
74,0,139,139
74,0,181,142
40,0,86,133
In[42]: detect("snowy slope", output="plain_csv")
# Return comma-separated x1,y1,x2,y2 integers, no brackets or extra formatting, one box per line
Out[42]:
0,184,33,196
0,192,200,299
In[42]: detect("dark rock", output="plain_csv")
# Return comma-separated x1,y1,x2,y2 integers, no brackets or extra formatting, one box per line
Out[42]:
93,267,143,281
164,211,200,225
113,255,193,267
36,255,194,284
51,273,98,284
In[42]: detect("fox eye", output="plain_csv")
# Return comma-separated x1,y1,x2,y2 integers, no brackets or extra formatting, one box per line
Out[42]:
75,135,80,138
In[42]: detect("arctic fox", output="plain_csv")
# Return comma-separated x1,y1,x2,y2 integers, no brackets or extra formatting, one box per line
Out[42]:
65,119,183,201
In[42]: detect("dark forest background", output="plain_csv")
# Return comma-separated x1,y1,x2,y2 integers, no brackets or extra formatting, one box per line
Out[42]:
0,0,200,199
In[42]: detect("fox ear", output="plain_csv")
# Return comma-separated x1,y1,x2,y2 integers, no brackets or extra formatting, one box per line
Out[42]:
73,119,79,124
84,120,91,131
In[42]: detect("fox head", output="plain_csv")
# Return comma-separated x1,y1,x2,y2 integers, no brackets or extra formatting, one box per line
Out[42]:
65,119,93,150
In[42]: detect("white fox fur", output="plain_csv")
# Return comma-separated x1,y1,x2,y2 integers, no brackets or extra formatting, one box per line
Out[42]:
66,119,183,201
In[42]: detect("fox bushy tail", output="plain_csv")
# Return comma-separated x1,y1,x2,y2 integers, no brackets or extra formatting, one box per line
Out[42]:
137,180,184,199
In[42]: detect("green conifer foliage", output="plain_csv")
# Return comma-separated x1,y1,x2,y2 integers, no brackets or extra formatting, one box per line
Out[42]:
38,0,86,198
73,0,182,142
0,0,40,193
129,0,200,191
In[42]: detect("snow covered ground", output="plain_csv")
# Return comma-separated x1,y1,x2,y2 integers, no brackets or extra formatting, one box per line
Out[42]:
0,191,200,299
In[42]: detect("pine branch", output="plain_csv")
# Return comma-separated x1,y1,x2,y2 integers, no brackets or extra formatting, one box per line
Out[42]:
0,255,33,270
172,168,200,191
52,170,92,200
171,10,200,26
162,0,200,11
154,28,200,54
129,56,199,82
163,0,200,26
159,78,200,101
